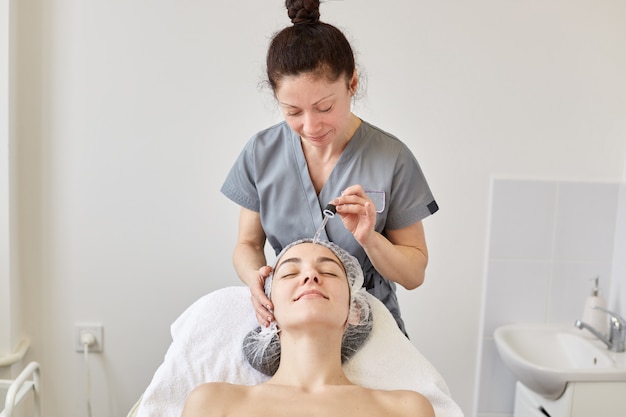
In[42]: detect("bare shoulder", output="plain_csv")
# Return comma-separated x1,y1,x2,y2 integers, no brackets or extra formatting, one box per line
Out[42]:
190,381,248,397
181,382,249,417
372,388,435,417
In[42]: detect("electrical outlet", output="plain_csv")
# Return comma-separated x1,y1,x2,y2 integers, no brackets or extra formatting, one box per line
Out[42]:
75,323,103,352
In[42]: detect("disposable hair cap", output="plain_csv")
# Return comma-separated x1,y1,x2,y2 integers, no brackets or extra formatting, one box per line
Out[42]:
242,238,373,376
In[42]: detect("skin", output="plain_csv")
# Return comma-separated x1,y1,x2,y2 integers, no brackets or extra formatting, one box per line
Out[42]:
181,243,434,417
233,71,429,327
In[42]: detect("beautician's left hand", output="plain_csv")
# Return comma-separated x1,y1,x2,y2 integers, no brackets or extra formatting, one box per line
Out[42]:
332,184,377,246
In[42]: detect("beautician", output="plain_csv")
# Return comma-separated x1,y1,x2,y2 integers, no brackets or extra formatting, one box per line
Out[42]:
221,0,438,336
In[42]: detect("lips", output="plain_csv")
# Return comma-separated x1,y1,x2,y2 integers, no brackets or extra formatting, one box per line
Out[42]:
304,131,329,143
295,290,328,301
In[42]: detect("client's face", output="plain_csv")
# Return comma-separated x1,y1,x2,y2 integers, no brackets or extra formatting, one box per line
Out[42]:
270,243,351,329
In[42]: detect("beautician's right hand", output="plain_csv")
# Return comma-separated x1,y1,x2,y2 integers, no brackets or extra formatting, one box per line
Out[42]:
249,265,274,327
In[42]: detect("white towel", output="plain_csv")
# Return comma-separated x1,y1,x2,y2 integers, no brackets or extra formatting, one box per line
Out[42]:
135,286,464,417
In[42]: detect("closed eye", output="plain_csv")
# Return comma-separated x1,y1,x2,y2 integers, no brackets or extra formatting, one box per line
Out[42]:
283,106,331,117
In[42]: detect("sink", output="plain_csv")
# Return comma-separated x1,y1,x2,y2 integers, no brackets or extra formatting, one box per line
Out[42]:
494,323,626,399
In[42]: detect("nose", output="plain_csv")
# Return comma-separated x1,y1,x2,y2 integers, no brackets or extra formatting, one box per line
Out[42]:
301,270,320,285
302,112,321,135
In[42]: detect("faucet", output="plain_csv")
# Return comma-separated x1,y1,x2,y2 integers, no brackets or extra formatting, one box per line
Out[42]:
575,307,626,352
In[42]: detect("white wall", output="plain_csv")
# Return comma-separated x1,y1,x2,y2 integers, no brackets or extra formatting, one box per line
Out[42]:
5,1,626,416
0,0,25,380
611,183,626,314
0,0,11,363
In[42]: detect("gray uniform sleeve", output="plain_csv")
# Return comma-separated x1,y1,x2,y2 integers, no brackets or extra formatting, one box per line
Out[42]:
221,137,261,212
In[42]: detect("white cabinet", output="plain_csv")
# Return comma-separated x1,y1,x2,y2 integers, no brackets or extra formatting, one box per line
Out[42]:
514,381,626,417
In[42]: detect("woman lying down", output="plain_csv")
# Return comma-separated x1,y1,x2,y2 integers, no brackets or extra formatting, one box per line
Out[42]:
180,239,435,417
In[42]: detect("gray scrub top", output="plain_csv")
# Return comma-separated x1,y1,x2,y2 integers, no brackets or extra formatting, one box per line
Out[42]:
221,120,438,335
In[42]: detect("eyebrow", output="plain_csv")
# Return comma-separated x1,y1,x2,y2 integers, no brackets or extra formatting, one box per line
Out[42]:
278,93,335,109
275,256,343,274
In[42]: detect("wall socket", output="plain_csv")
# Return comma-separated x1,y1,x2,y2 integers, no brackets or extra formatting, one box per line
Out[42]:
75,323,103,352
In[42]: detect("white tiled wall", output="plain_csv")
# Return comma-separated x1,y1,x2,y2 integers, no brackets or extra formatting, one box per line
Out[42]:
476,179,624,417
610,184,626,313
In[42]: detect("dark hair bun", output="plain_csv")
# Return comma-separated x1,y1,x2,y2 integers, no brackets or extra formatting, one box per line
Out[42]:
286,0,321,25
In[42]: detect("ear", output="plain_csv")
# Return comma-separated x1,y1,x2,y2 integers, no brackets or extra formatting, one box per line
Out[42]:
348,70,358,96
346,299,362,326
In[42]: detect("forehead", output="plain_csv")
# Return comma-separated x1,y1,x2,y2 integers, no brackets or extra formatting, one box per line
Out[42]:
275,74,346,104
276,243,342,266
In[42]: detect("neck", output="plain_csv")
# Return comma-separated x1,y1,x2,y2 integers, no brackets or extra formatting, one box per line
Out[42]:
339,113,361,149
268,327,351,390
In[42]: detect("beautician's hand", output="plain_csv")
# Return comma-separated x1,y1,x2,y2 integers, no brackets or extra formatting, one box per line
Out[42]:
333,184,377,246
249,265,274,327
